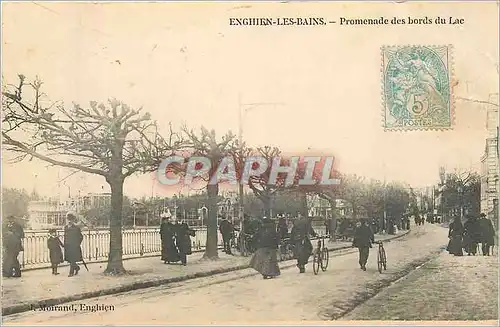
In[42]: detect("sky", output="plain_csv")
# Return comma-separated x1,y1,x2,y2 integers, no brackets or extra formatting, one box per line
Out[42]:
1,1,499,200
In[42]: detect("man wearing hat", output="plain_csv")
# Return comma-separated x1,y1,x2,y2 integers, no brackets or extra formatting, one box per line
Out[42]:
479,213,495,256
2,216,24,277
352,219,375,271
64,213,84,277
290,213,318,273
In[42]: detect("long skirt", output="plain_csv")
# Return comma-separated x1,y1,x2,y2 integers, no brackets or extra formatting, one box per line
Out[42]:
250,248,280,277
161,239,181,263
447,236,463,256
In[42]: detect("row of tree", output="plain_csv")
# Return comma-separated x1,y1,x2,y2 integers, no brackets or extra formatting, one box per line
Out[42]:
1,75,479,275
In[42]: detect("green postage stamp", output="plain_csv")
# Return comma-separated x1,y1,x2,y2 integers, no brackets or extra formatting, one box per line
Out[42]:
382,45,454,131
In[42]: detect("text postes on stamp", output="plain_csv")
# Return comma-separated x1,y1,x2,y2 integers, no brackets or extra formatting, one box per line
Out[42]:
382,45,453,131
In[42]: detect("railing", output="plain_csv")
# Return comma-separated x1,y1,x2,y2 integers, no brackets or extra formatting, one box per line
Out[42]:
19,226,326,270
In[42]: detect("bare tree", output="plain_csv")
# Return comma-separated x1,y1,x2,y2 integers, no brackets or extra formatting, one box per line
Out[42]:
179,126,238,259
247,146,287,217
2,75,182,275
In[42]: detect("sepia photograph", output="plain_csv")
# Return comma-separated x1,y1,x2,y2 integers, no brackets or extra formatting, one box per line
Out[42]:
1,1,499,325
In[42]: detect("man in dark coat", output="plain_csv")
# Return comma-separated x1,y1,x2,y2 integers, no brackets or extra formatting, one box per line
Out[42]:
219,216,234,255
479,213,495,256
463,215,482,256
2,216,24,277
160,216,180,264
290,214,317,273
64,213,83,277
175,220,195,266
277,215,288,241
352,219,374,271
447,216,464,256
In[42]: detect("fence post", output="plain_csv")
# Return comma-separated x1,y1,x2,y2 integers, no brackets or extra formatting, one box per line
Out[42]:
88,228,92,261
139,228,143,256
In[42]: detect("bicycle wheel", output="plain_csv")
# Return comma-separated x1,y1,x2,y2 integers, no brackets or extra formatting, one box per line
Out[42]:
312,251,320,275
377,248,383,273
381,247,387,270
320,247,329,271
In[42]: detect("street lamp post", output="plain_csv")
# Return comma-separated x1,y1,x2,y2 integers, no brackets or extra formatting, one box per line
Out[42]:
133,206,137,228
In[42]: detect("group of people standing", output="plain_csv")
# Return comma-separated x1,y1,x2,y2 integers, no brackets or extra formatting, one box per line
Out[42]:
447,213,496,256
3,213,84,278
159,215,196,266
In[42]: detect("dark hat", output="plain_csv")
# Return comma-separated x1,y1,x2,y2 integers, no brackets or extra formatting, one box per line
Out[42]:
480,213,487,218
66,213,77,221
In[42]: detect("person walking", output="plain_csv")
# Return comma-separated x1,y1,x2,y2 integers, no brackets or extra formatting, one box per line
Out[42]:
219,216,234,255
64,213,84,277
290,213,317,273
249,217,280,279
352,219,375,271
479,213,495,256
47,229,64,275
463,215,481,256
175,219,195,266
277,215,288,241
160,216,180,264
447,216,464,256
2,216,24,278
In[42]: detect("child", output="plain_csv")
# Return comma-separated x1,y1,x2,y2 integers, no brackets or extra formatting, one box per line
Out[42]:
47,229,64,275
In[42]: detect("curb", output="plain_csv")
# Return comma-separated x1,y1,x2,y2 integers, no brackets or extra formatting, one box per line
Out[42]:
2,230,410,317
20,246,224,272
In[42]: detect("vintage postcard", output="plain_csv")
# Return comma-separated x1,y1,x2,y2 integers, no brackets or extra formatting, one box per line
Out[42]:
1,1,498,326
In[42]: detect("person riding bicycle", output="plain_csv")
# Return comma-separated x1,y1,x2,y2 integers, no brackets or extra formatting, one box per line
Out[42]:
352,219,374,271
290,213,317,273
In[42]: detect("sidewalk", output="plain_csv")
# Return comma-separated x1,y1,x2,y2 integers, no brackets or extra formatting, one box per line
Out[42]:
343,249,498,321
2,230,409,316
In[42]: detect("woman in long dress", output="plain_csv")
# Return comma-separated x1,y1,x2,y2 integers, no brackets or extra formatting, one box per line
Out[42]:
160,217,180,264
447,216,464,256
249,217,281,279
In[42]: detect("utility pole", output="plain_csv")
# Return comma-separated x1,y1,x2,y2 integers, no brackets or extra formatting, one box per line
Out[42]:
237,94,244,230
383,163,387,233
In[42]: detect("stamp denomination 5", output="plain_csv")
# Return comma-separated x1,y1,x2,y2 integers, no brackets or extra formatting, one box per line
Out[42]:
382,45,454,131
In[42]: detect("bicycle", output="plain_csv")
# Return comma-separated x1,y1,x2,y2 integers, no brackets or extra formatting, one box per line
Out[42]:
377,241,387,273
279,237,295,261
312,235,329,275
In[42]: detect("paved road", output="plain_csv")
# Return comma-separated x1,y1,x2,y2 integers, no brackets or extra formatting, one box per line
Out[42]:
344,251,499,321
4,225,446,325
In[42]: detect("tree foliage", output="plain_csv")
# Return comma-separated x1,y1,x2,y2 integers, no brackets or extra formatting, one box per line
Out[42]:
439,169,481,218
1,188,33,227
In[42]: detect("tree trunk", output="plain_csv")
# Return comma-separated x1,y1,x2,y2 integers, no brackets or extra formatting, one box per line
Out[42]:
104,175,126,275
329,200,337,240
352,204,358,219
203,184,219,260
261,193,271,217
299,193,308,217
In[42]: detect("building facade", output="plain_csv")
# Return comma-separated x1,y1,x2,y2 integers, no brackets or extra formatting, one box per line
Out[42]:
27,193,112,229
480,96,499,226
